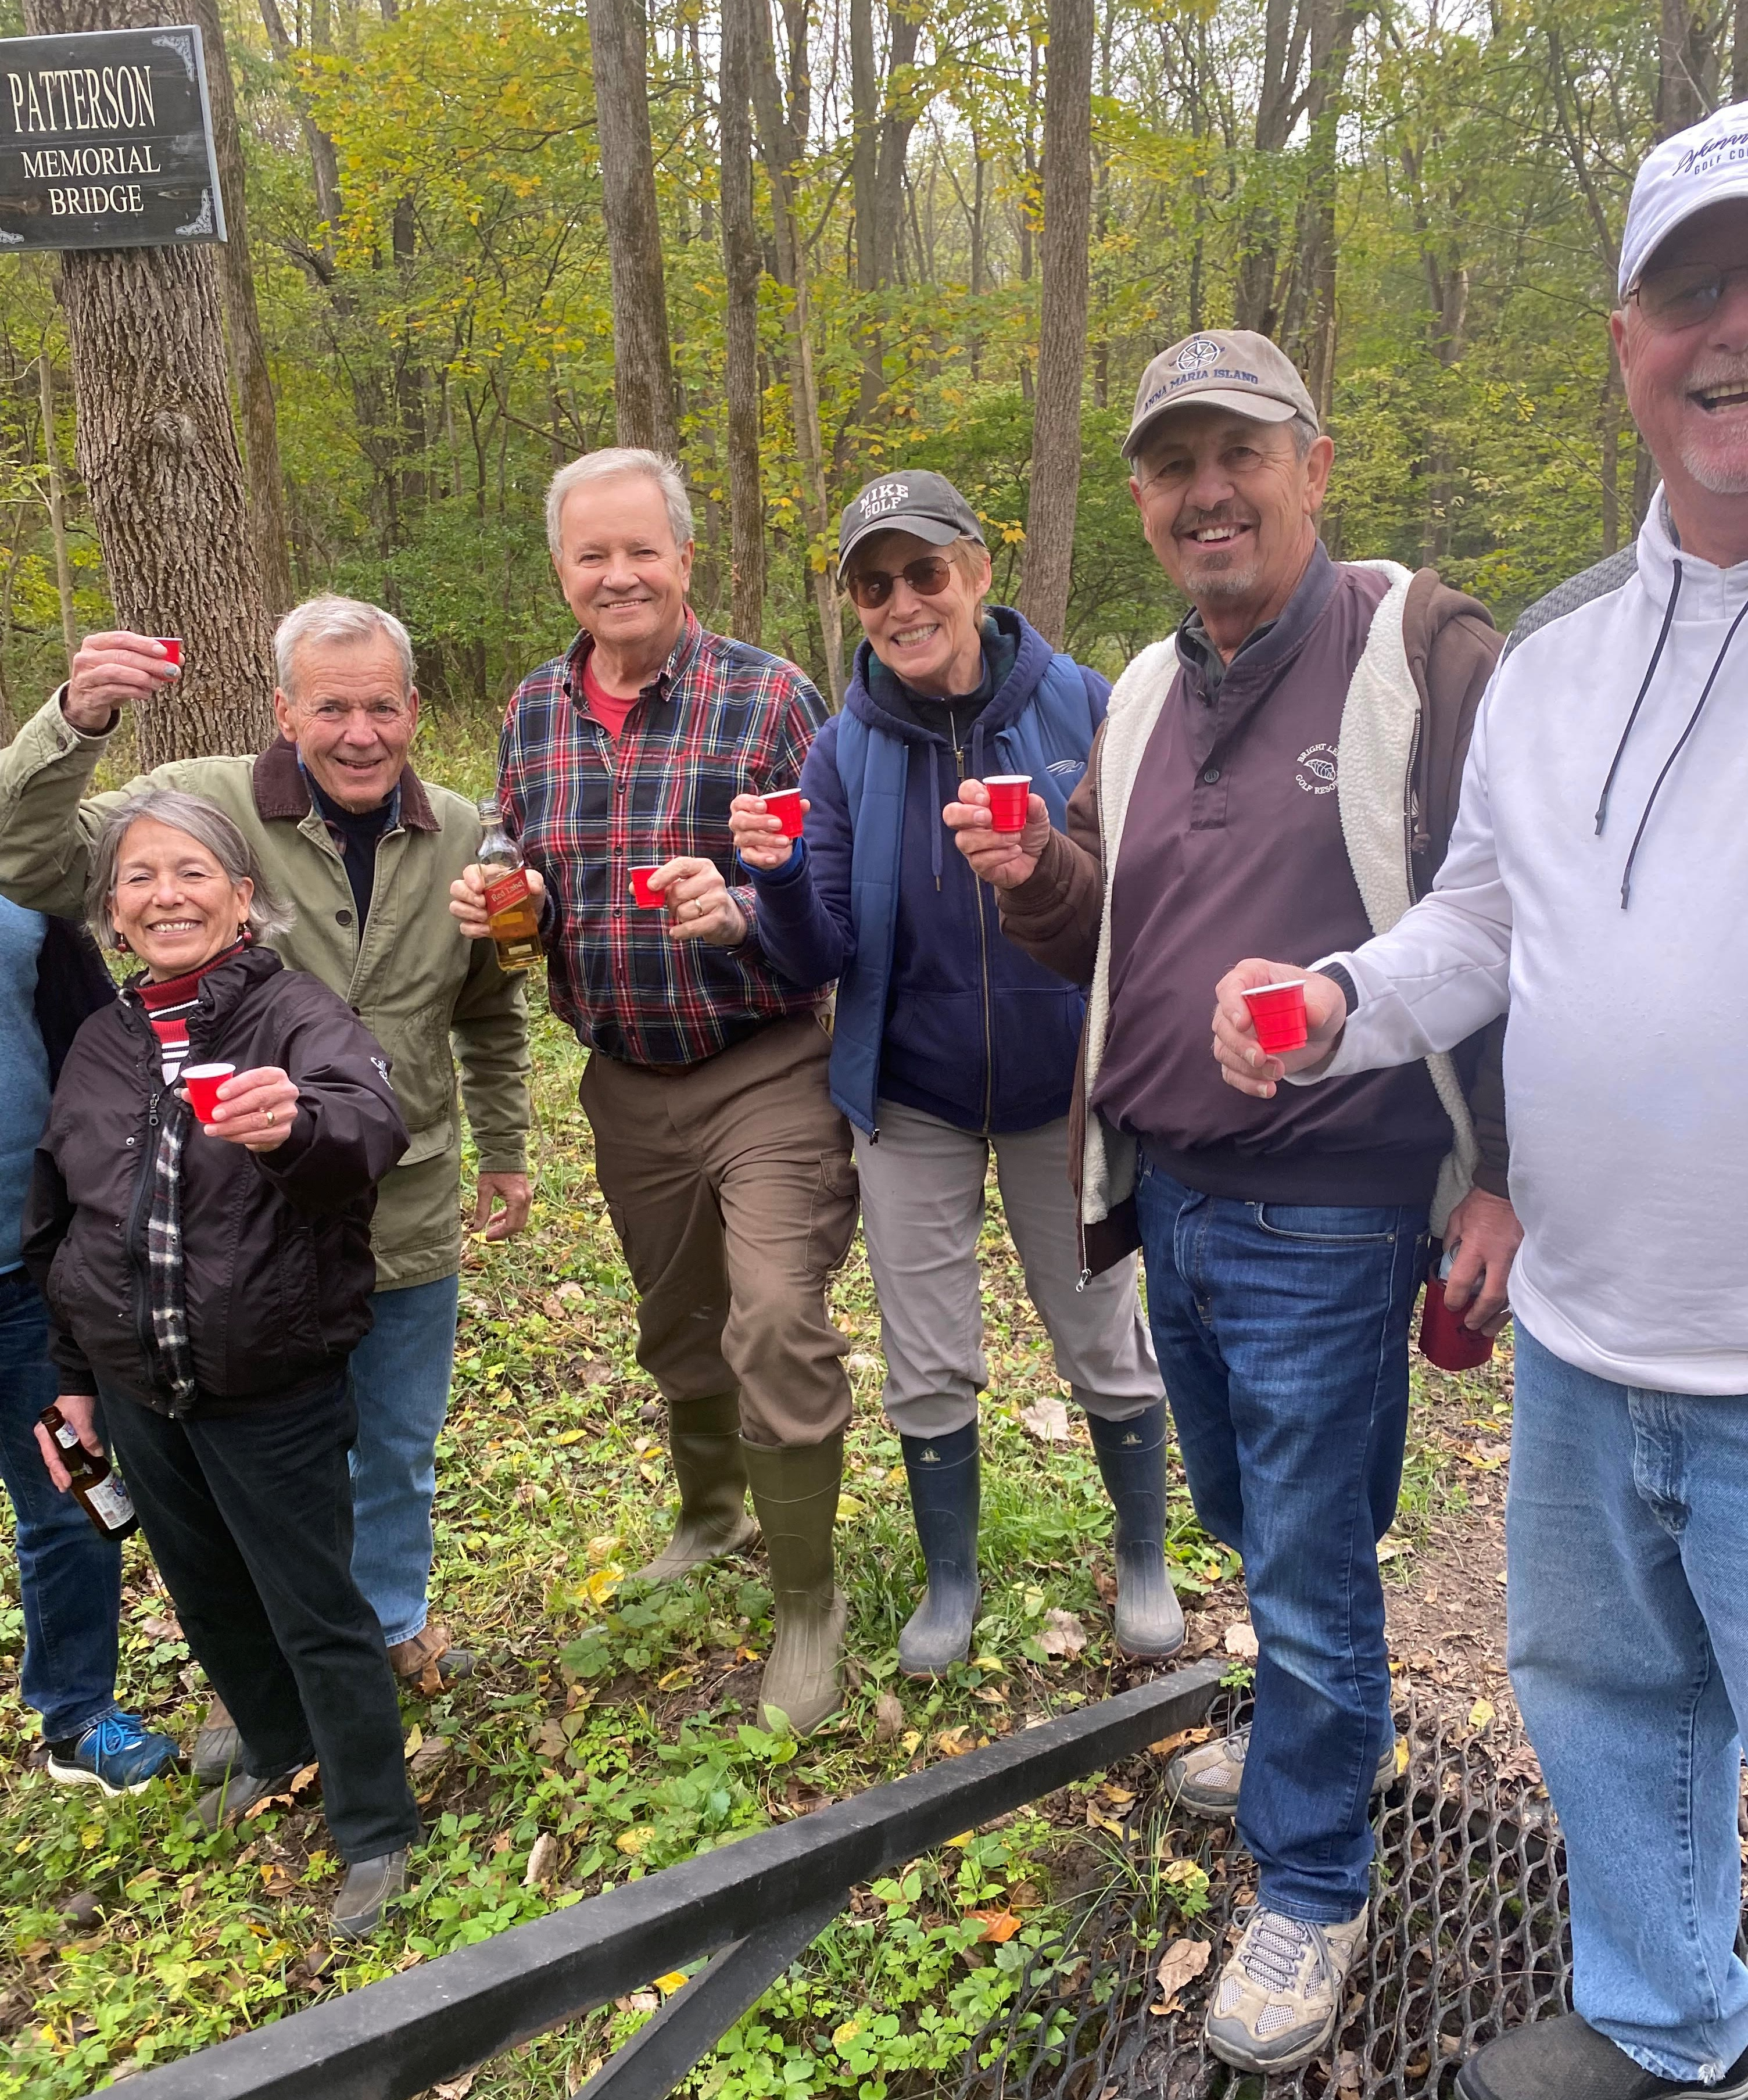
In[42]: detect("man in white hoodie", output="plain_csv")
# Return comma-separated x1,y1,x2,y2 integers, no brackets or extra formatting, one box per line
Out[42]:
1213,104,1748,2100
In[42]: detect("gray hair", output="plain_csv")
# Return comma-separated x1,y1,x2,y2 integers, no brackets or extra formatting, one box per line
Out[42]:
1287,411,1320,459
88,789,295,952
545,448,693,559
274,596,415,701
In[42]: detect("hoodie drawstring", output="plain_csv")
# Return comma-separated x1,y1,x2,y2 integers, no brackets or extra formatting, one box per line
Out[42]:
1595,560,1682,838
971,720,986,784
927,741,943,890
1616,588,1748,908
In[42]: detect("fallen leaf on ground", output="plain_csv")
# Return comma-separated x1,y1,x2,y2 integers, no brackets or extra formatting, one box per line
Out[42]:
1395,1738,1411,1778
533,1719,566,1759
1148,1726,1212,1757
524,1832,558,1888
258,1864,298,1895
1495,1743,1542,1786
1102,1784,1134,1804
1223,1620,1259,1661
1149,1936,1211,2015
653,1970,688,1994
1018,1395,1071,1442
873,1692,904,1743
1094,1568,1119,1604
1037,1608,1087,1658
1335,2048,1363,2094
585,1534,621,1564
834,1494,864,1522
899,1728,922,1754
139,1615,182,1643
432,2075,475,2099
934,1726,973,1757
1086,1805,1127,1837
967,1909,1023,1943
1468,1697,1495,1731
614,1991,658,2014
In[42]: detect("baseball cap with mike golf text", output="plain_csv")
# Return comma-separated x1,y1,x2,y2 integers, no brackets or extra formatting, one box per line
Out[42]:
1122,329,1318,460
1619,99,1748,299
837,471,985,578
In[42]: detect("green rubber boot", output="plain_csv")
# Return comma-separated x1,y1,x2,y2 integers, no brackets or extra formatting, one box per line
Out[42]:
741,1434,848,1737
633,1392,758,1583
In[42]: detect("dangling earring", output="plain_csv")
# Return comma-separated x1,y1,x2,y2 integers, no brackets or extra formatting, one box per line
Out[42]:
113,931,130,954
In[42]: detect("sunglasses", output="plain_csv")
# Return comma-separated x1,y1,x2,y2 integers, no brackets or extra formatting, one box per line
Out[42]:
843,553,956,609
1630,260,1748,331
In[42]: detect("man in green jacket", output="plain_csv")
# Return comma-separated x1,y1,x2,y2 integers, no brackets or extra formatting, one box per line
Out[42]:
0,596,531,1753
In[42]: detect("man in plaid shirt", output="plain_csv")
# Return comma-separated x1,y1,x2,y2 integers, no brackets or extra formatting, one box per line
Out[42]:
452,448,858,1735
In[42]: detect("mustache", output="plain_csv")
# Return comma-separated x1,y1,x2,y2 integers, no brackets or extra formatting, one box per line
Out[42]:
1174,505,1258,537
1683,359,1748,392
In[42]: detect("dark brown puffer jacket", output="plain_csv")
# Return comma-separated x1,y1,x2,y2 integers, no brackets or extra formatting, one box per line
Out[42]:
22,944,409,1413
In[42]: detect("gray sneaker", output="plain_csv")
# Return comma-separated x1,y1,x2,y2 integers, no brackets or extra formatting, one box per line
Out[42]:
332,1848,408,1940
1204,1903,1369,2073
1166,1723,1397,1819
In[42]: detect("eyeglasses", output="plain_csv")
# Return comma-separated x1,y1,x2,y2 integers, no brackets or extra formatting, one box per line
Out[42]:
1629,260,1748,331
843,554,956,609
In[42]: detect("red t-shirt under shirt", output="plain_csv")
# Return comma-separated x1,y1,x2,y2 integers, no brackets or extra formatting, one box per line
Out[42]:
581,652,638,741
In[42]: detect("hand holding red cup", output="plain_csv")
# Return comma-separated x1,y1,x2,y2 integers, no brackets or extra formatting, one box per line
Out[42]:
181,1062,235,1126
762,789,804,838
984,774,1033,834
1240,980,1310,1056
629,866,665,909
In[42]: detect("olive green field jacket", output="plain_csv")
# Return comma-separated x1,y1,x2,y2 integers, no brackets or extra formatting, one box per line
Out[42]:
0,696,531,1290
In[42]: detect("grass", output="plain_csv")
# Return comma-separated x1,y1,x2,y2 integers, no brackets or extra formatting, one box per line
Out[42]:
1,702,1510,2093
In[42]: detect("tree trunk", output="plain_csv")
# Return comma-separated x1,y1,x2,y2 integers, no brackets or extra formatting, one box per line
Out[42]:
1233,0,1310,333
721,0,765,642
25,0,274,764
1656,0,1708,137
748,0,845,704
1735,0,1748,100
1277,0,1358,423
1019,0,1093,649
192,0,294,618
588,0,679,457
38,350,77,669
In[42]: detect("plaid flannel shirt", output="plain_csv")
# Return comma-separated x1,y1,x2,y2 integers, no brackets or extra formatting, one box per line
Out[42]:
499,611,829,1067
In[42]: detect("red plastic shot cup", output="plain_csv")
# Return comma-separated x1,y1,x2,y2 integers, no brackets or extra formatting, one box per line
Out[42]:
629,866,665,909
1419,1248,1495,1371
181,1062,235,1127
153,637,182,669
1241,979,1310,1056
762,789,804,839
985,775,1033,833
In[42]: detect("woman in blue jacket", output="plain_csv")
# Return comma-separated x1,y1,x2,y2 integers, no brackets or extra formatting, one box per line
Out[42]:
729,471,1178,1677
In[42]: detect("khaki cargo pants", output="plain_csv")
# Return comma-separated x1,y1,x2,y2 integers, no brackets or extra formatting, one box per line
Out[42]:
579,1013,858,1447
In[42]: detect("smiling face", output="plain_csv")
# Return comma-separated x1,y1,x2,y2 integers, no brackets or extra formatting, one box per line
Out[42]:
553,471,693,673
1130,406,1334,637
846,529,993,696
110,816,254,979
1615,199,1748,555
274,633,418,813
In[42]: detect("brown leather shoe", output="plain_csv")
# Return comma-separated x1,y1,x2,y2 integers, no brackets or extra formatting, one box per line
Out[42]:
387,1624,474,1696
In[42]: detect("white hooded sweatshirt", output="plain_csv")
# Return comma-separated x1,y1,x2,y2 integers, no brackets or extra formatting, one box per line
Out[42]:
1305,493,1748,1394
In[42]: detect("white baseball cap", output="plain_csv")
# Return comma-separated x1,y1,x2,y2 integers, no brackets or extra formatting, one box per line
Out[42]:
1620,101,1748,300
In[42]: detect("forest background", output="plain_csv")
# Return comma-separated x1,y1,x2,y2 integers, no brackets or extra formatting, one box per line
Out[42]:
0,0,1736,732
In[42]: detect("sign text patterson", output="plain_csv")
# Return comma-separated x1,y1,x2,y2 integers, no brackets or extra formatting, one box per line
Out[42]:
0,25,225,251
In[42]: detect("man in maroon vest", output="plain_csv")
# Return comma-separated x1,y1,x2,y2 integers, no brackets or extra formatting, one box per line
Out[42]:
948,329,1522,2073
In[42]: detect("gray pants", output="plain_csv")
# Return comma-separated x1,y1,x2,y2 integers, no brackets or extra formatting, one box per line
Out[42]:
853,1101,1162,1438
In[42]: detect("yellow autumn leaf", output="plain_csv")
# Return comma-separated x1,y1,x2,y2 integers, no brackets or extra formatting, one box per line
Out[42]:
653,1972,688,1995
834,1495,864,1522
555,1429,586,1446
615,1825,656,1856
899,1728,922,1754
1395,1737,1411,1777
832,2020,862,2052
944,1831,974,1848
1468,1697,1495,1730
586,1567,623,1605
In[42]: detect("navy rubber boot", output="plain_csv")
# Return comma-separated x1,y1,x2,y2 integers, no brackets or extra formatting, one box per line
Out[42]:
1087,1404,1185,1659
897,1421,981,1678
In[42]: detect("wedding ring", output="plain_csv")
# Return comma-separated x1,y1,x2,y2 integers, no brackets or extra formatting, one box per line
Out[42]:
265,1108,275,1126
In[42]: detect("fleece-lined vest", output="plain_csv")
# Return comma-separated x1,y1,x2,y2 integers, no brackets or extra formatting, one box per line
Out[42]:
1080,561,1479,1238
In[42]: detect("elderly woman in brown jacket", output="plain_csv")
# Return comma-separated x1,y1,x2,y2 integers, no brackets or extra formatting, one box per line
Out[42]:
26,787,418,1940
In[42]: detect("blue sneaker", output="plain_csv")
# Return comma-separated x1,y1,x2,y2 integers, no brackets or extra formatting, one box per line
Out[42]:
45,1711,181,1796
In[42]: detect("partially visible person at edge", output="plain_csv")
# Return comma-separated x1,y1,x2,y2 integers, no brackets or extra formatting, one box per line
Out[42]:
727,471,1171,1679
449,447,857,1737
1213,110,1748,2100
0,596,532,1779
0,895,181,1793
947,329,1524,2074
27,791,417,1940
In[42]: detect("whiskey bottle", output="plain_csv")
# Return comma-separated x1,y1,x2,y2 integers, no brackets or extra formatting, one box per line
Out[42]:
476,798,543,972
40,1406,139,1542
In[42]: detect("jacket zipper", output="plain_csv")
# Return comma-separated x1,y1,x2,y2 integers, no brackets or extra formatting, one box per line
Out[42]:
954,731,995,1132
124,1072,169,1407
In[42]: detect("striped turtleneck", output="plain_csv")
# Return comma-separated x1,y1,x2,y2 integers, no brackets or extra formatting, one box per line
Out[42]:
135,937,248,1084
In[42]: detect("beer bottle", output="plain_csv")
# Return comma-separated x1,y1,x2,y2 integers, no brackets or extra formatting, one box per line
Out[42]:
39,1405,139,1542
475,797,543,972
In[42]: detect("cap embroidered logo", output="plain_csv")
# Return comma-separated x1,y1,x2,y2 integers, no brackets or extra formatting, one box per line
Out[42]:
859,480,909,518
1176,336,1222,371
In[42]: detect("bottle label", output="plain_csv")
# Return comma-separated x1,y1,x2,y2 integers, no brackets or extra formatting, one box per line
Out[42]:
85,1472,135,1531
54,1421,79,1449
483,867,531,915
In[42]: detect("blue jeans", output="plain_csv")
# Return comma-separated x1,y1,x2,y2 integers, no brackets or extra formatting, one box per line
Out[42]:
1135,1163,1427,1922
347,1273,460,1649
1508,1324,1748,2083
0,1267,123,1741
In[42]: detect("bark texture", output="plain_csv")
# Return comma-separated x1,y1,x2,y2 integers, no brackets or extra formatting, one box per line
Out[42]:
720,0,765,642
25,0,274,764
588,0,680,457
193,0,294,618
1019,0,1093,650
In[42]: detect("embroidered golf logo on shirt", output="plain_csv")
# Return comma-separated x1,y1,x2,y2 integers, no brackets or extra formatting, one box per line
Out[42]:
1296,743,1339,794
1176,336,1222,371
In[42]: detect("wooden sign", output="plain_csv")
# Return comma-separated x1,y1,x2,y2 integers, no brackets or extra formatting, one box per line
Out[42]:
0,24,225,251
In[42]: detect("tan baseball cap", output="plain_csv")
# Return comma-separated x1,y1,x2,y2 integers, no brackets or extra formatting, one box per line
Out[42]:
1122,329,1318,459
